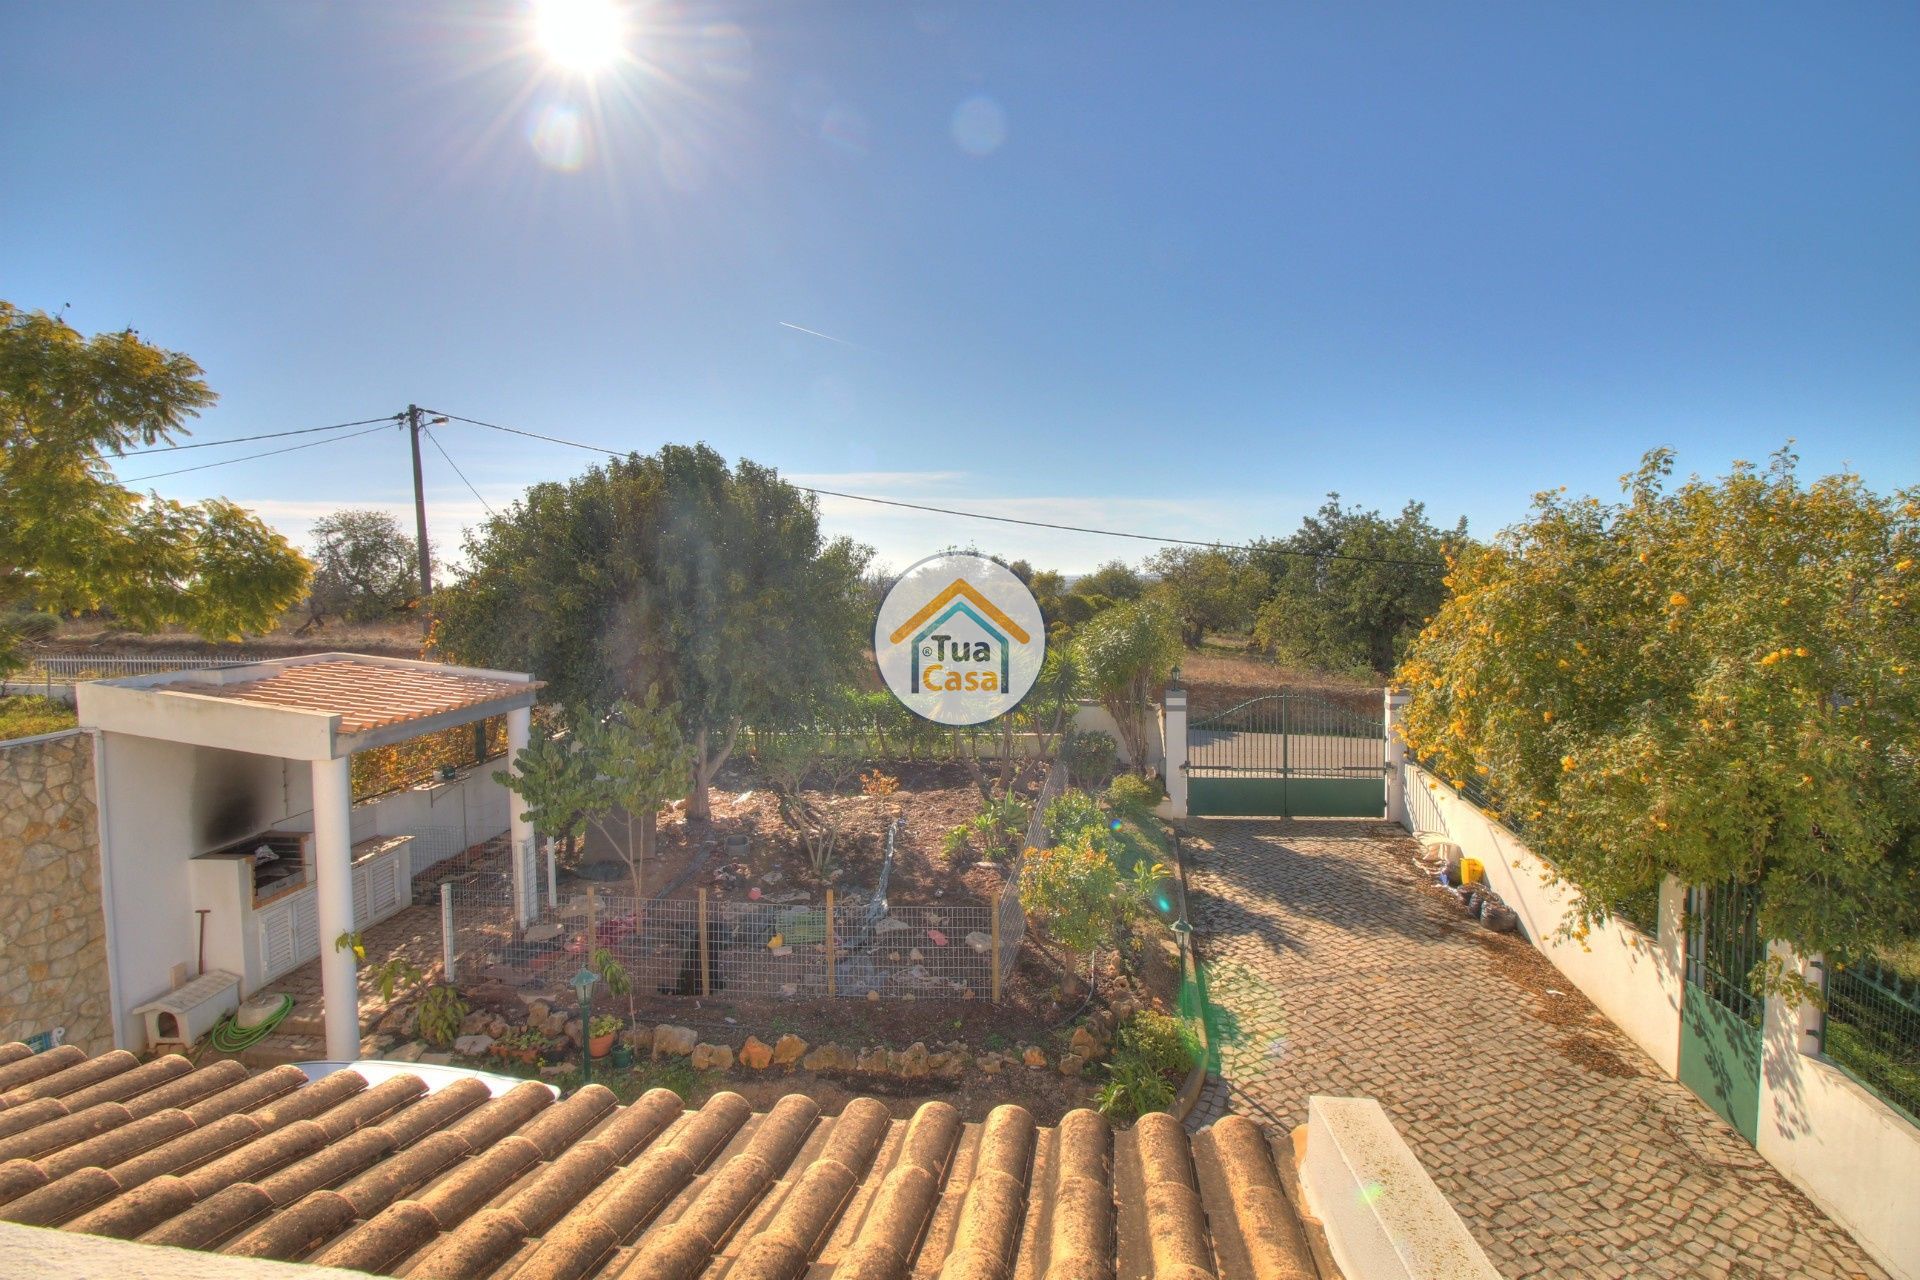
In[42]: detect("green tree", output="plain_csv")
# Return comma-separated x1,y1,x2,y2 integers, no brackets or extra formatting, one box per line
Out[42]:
1398,449,1920,964
1075,599,1182,774
1075,560,1145,603
306,508,421,626
497,690,692,903
0,302,309,670
1252,496,1463,676
439,444,871,819
1143,547,1266,647
1020,830,1145,988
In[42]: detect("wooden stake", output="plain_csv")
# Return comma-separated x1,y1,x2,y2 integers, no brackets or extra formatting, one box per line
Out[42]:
991,902,1004,1003
825,889,837,996
697,888,712,998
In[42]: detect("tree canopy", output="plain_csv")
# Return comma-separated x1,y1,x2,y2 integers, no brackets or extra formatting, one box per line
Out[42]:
437,443,871,817
1075,598,1182,773
1397,449,1919,963
1144,546,1266,647
0,301,309,671
1253,496,1464,676
306,508,421,625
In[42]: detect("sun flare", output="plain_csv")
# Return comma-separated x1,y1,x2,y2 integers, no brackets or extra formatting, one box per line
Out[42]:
532,0,624,75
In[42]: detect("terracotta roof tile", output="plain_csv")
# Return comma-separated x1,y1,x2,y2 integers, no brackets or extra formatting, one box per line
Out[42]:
2,1044,1314,1279
191,661,536,734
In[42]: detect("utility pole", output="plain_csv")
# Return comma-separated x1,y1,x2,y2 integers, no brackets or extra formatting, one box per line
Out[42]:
407,404,433,637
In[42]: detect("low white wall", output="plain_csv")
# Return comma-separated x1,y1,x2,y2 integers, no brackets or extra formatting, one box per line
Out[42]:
1300,1095,1500,1280
1070,700,1164,768
1757,950,1920,1280
1403,763,1685,1077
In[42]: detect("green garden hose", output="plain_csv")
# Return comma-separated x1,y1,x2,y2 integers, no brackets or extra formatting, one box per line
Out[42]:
208,993,294,1053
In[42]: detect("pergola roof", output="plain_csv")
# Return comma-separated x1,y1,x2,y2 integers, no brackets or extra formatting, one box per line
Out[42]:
192,660,528,734
75,653,541,760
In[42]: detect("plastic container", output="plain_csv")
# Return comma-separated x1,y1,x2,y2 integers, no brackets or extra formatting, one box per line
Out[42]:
1459,856,1486,885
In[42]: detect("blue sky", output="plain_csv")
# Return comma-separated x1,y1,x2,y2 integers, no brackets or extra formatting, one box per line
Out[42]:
4,2,1916,573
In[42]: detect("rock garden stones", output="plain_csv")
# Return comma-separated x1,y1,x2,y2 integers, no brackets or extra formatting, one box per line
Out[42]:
772,1033,808,1065
739,1036,775,1069
652,1024,698,1058
691,1042,734,1070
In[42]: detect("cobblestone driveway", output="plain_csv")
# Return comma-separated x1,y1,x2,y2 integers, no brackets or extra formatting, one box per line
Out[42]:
1181,819,1886,1280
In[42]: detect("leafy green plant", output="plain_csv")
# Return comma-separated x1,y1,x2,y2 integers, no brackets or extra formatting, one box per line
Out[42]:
416,984,469,1049
1064,730,1118,787
1095,1047,1177,1122
1074,602,1182,776
1118,1010,1200,1078
332,931,424,1004
944,794,1033,864
1043,789,1106,848
1020,831,1127,979
589,1013,623,1038
1105,773,1161,814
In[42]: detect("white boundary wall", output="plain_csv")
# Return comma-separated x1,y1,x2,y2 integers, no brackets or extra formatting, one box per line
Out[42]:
1401,761,1686,1076
1396,752,1920,1280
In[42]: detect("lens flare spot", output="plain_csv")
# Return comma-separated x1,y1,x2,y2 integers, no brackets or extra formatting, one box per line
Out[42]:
951,93,1006,156
1356,1179,1387,1206
528,103,589,171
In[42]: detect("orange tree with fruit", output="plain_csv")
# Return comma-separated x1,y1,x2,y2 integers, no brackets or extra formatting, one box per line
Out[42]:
1396,447,1919,969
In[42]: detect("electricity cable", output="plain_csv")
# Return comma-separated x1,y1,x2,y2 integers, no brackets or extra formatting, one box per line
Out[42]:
424,409,1451,568
113,415,402,456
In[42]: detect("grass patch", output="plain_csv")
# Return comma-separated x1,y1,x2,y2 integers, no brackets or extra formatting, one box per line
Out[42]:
0,696,77,740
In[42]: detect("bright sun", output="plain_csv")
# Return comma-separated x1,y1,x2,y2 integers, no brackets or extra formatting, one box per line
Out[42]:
532,0,624,75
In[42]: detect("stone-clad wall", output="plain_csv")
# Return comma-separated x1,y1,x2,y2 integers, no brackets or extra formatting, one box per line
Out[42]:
0,730,112,1053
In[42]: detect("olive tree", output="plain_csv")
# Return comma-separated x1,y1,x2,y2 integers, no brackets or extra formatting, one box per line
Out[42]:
1398,448,1919,965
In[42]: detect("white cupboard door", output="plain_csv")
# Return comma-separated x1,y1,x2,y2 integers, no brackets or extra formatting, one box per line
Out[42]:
258,903,296,982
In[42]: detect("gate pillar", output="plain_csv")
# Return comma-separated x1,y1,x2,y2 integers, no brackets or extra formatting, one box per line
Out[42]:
1162,686,1189,818
1384,688,1411,828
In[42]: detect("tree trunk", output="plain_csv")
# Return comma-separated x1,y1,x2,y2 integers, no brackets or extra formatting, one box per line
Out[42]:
687,721,741,822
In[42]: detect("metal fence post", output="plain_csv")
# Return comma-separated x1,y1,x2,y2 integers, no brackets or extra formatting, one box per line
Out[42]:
825,889,837,996
586,888,597,955
440,883,455,982
697,889,712,998
545,837,559,909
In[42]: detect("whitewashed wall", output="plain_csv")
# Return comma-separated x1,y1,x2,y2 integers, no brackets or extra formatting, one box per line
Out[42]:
1402,762,1686,1075
1400,760,1920,1280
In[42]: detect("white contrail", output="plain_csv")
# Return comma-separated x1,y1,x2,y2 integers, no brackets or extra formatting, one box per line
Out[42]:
778,320,865,349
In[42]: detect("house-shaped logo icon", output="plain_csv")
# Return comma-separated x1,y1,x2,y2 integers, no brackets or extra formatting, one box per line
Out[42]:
887,578,1033,693
874,553,1046,727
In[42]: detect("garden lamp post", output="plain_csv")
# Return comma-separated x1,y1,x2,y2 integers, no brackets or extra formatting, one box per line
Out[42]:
570,967,599,1086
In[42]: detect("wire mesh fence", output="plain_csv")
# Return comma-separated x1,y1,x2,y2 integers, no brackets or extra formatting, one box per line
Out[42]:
446,882,998,1001
1823,954,1920,1123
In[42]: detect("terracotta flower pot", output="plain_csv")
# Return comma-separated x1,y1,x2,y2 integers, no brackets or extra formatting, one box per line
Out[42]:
589,1033,616,1059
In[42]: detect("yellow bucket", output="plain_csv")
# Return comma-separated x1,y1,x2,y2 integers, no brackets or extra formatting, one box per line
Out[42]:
1459,857,1485,885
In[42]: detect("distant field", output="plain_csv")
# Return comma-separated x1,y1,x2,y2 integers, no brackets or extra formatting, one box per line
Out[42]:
44,614,423,660
1179,640,1383,720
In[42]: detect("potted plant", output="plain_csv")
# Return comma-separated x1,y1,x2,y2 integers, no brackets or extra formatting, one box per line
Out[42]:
492,1027,544,1064
588,1014,622,1059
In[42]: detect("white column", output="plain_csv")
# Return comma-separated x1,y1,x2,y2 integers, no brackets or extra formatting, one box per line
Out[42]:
507,706,534,927
1384,688,1411,829
311,755,359,1061
1162,687,1188,818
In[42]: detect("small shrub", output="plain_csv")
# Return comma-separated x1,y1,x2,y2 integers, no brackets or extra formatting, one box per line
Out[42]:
1020,832,1125,961
416,984,469,1048
1043,790,1106,847
945,794,1032,863
1065,731,1119,786
589,1013,623,1038
1118,1009,1199,1078
1106,773,1162,814
1095,1047,1177,1121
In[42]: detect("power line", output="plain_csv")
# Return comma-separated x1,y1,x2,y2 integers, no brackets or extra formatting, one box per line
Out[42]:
119,421,396,483
425,409,1450,568
113,414,401,456
423,426,498,518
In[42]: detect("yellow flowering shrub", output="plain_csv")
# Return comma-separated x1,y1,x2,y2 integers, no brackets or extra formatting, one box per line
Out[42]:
1396,448,1920,961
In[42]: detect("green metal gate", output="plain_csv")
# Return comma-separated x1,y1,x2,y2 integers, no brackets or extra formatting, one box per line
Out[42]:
1186,694,1385,818
1678,883,1765,1143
